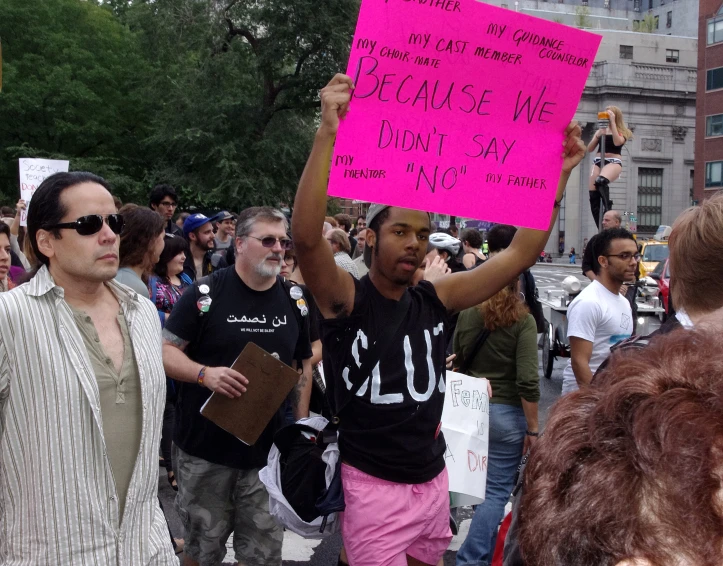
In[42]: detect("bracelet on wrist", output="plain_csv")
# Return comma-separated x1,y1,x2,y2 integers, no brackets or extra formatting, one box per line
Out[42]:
197,366,207,387
525,430,539,437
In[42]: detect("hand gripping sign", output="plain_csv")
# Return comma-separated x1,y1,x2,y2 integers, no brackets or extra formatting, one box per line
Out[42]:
441,371,490,507
328,0,601,229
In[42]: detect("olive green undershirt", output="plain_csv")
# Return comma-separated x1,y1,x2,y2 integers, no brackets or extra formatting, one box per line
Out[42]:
71,307,143,522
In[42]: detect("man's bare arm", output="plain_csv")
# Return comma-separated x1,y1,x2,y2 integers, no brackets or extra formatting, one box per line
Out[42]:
292,75,356,319
162,329,248,398
290,358,313,420
569,336,594,388
433,122,585,314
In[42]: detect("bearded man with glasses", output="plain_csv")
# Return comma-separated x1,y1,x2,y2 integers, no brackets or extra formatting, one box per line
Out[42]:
162,206,313,566
0,171,177,564
562,227,637,395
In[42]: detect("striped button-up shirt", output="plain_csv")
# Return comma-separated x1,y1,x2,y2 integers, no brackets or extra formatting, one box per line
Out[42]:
0,266,176,566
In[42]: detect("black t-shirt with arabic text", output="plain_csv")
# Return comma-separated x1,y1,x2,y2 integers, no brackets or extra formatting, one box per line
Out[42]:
166,267,312,469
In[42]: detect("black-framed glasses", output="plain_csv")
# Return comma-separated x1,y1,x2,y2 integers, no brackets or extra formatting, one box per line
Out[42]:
44,214,125,236
606,252,641,261
159,200,177,208
248,236,293,250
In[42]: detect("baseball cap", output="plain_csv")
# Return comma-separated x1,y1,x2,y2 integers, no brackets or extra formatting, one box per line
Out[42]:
362,203,431,269
183,212,223,236
218,211,235,221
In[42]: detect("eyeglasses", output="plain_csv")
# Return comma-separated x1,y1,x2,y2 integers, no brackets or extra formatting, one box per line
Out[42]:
605,252,641,261
44,214,125,236
159,200,177,208
248,236,293,250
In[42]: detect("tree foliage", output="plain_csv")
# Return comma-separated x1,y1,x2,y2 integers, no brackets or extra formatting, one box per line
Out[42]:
0,0,358,209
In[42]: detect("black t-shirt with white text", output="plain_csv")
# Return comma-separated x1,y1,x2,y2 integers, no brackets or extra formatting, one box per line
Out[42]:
165,267,312,469
320,276,449,484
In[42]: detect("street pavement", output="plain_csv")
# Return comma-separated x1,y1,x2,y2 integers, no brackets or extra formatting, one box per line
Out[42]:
160,264,578,565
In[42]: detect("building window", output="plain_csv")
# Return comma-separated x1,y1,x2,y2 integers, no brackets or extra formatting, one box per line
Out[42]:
633,20,640,30
638,168,663,233
708,15,723,44
708,67,723,90
665,49,679,63
666,10,672,27
648,0,653,9
654,15,660,29
706,114,723,137
705,161,723,189
620,45,633,59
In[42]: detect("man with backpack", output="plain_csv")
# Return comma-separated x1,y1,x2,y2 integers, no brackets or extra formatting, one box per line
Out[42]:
291,74,585,566
161,206,313,566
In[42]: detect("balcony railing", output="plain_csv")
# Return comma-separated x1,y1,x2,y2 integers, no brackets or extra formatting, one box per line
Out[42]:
587,61,697,93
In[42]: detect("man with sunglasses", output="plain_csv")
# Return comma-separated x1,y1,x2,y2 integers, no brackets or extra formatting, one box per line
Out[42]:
182,212,228,282
0,172,177,564
150,183,184,237
562,227,637,395
162,206,313,566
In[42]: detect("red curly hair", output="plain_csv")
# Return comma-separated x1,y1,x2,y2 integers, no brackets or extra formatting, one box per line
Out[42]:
519,329,723,566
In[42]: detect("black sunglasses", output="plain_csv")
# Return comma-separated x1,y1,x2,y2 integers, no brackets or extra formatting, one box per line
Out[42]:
44,214,125,236
249,236,293,250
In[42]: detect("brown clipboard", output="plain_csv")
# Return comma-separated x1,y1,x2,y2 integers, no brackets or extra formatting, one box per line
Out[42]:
200,342,299,445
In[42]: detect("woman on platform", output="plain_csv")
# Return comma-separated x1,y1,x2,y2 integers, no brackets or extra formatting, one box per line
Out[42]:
587,106,632,227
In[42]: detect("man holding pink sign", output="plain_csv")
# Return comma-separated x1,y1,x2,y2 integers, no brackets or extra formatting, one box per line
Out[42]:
292,71,585,566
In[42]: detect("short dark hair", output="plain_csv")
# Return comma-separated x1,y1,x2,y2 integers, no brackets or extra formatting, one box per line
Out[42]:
519,329,723,566
487,224,517,253
149,184,178,207
0,221,10,240
356,215,366,223
592,227,635,275
0,206,14,217
460,228,483,249
334,213,352,232
27,171,112,267
154,233,189,280
118,204,165,271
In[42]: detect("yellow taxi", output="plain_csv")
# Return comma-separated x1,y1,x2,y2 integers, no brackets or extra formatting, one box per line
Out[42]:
638,226,670,278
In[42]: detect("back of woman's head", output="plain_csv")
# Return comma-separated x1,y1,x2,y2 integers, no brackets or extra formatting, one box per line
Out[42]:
479,279,528,331
519,329,723,566
118,204,164,271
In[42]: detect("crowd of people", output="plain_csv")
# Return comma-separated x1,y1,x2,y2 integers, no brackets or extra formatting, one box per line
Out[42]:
0,73,721,566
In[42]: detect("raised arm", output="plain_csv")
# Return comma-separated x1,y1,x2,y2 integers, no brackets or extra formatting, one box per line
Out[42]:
292,74,357,319
434,122,586,314
586,128,603,154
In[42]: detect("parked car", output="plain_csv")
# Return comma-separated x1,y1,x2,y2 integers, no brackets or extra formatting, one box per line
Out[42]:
649,258,671,322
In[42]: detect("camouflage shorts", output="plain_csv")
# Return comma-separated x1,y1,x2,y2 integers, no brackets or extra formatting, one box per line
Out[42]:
173,445,283,565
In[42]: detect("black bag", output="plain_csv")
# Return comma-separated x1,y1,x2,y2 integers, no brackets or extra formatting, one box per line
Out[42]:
274,291,412,532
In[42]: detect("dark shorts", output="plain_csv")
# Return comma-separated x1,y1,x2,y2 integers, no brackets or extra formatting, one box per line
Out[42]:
173,445,283,565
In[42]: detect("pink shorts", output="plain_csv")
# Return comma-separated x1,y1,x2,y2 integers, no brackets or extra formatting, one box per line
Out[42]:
340,464,452,566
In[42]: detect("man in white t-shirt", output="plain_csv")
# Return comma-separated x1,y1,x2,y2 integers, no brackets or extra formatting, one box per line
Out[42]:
562,228,638,394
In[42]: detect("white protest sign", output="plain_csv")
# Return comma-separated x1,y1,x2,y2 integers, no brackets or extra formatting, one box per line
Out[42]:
18,158,70,227
441,371,489,508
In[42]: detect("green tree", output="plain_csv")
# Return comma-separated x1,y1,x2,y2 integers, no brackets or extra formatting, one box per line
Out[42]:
0,0,155,204
636,13,658,33
574,6,592,29
125,0,358,210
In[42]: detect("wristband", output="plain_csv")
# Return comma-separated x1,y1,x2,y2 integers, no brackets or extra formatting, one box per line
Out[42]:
553,198,563,209
197,366,207,387
525,430,539,437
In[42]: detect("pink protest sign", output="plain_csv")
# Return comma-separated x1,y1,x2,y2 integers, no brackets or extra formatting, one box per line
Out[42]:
328,0,601,229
